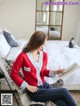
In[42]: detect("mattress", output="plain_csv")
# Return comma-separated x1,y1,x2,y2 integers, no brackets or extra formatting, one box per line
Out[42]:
6,39,80,90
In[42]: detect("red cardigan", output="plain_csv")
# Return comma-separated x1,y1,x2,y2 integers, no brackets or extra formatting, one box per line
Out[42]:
10,52,51,87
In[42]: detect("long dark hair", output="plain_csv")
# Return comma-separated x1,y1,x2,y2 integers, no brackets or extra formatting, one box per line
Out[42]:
22,31,48,53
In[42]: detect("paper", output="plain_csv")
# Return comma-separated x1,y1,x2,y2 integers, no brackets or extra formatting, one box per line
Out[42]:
59,63,80,78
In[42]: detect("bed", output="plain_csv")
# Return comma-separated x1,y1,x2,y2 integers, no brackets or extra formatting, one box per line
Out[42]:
6,39,80,90
0,30,80,90
44,41,80,90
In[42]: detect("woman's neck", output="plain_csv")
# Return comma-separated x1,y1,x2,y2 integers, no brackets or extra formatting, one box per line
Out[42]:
30,50,40,56
30,50,40,63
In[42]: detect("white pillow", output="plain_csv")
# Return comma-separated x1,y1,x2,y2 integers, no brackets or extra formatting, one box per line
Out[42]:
0,33,11,58
16,39,28,48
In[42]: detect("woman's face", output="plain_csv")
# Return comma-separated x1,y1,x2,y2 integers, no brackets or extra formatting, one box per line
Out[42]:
37,39,47,52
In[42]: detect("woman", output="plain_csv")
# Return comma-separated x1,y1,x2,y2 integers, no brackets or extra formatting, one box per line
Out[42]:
10,31,77,106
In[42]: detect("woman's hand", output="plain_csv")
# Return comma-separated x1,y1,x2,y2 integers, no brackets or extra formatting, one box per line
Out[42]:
27,85,38,93
54,69,64,75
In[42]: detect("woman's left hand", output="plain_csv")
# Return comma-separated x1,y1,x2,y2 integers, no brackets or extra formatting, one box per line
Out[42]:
54,69,64,75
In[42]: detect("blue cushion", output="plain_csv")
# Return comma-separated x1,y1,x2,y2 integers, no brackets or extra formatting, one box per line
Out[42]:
3,30,18,47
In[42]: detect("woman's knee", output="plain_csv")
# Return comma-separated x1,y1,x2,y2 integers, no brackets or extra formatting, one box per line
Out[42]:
62,88,68,92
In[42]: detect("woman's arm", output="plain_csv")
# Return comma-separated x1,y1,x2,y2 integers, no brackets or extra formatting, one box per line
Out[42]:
43,67,64,78
42,52,64,77
10,53,26,87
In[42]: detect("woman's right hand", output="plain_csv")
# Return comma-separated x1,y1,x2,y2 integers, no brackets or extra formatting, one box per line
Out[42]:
54,69,64,75
27,85,38,93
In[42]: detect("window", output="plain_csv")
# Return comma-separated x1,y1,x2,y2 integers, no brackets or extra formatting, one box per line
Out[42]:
35,0,64,40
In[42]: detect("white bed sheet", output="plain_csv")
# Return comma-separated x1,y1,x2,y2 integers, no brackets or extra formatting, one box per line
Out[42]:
44,41,80,69
44,41,80,89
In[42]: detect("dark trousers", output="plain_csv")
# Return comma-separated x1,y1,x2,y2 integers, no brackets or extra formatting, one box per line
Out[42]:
27,82,77,106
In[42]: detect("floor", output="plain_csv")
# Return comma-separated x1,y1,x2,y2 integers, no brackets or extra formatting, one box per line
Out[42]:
71,91,80,106
0,79,80,106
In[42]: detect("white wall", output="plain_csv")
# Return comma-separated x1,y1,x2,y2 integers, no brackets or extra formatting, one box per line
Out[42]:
62,0,79,41
0,0,35,40
0,0,80,41
76,6,80,46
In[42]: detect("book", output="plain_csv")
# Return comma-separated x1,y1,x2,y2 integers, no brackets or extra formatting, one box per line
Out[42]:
59,63,80,78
